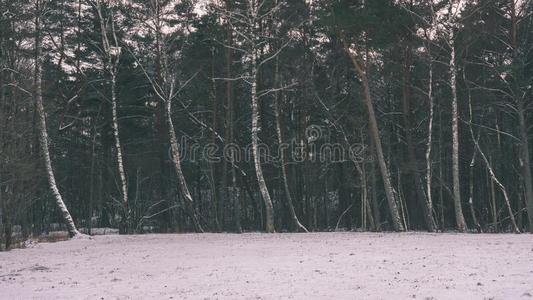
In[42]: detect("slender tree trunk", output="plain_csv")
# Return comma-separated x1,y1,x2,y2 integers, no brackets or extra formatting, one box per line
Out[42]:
95,1,129,232
165,98,204,233
153,3,172,232
342,41,404,231
357,161,375,230
518,104,533,233
231,168,242,232
369,141,382,231
251,50,275,233
449,32,467,232
0,29,4,248
4,213,11,250
220,0,241,233
475,143,519,233
468,150,481,232
34,1,79,237
274,88,308,232
401,47,436,231
208,47,223,231
425,45,436,231
220,48,229,232
0,174,4,250
437,110,445,229
88,118,98,235
488,166,497,230
110,74,129,232
463,66,519,233
224,0,241,232
508,0,533,233
397,167,409,230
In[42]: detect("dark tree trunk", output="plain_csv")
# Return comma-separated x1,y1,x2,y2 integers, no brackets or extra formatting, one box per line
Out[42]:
342,39,404,231
401,47,436,231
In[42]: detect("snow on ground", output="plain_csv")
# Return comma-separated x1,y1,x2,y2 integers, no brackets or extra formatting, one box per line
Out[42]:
1,232,532,299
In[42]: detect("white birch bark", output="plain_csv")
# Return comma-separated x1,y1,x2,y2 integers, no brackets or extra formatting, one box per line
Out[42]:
251,49,275,233
110,74,128,215
34,0,79,237
464,69,520,233
165,97,204,233
425,51,435,229
127,4,204,232
472,137,519,233
274,92,308,233
449,29,467,232
423,4,437,228
241,0,275,233
95,1,129,227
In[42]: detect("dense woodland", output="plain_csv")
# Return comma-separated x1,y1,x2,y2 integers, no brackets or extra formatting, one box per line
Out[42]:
0,0,532,249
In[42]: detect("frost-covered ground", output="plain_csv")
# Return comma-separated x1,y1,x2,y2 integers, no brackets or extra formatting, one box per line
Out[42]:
1,232,532,299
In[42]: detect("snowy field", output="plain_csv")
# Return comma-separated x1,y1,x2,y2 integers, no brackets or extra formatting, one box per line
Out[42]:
1,233,532,299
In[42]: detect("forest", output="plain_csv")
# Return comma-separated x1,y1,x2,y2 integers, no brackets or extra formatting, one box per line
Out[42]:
0,0,532,250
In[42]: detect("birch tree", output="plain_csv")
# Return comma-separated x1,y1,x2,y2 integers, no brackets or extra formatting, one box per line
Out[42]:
1,0,532,236
440,0,468,232
274,72,308,233
423,3,437,231
127,0,205,233
448,26,467,232
93,0,130,232
464,68,520,233
213,0,290,233
34,0,79,237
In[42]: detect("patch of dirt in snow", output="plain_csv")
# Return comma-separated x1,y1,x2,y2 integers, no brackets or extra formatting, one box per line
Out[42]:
1,232,532,299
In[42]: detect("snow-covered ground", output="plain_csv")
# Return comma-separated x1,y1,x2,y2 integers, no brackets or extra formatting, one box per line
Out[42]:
1,232,532,299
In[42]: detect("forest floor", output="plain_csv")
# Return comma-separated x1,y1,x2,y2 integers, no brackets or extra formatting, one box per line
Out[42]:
1,232,532,299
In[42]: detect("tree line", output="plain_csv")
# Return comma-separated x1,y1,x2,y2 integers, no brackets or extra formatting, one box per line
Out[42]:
0,0,532,249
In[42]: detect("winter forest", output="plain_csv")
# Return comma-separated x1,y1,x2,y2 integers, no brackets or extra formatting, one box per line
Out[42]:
2,0,533,243
1,0,533,298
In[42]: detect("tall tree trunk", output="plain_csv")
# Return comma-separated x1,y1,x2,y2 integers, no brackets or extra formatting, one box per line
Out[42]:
449,32,467,232
153,2,172,232
209,47,223,231
401,46,436,231
4,212,11,250
88,113,99,235
229,65,241,231
463,65,519,233
0,174,4,250
425,43,436,231
274,87,308,233
0,29,4,248
223,0,241,232
510,1,533,232
369,139,382,231
342,40,404,231
34,0,79,237
251,50,275,233
357,161,375,231
517,103,533,232
111,74,129,232
476,145,519,233
165,98,204,233
468,150,482,232
96,0,129,232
